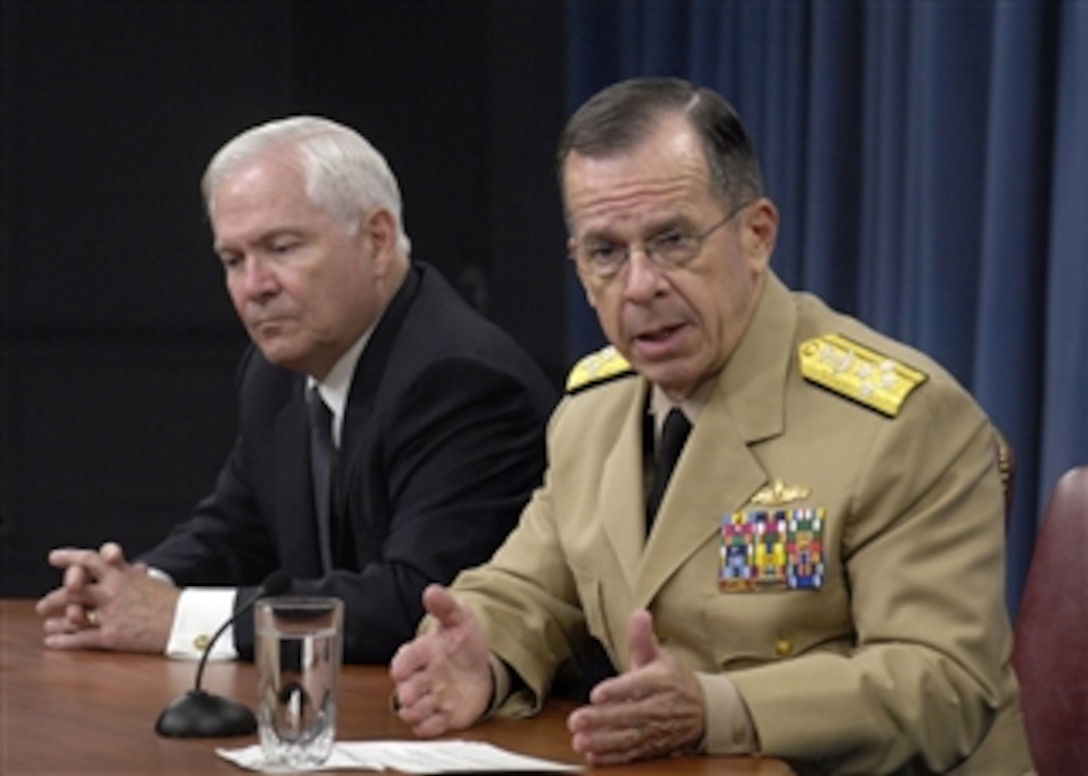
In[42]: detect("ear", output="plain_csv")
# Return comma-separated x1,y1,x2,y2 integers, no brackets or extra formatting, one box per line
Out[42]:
740,197,779,272
360,208,400,277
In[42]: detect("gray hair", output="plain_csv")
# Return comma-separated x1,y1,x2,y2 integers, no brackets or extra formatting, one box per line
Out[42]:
202,116,411,255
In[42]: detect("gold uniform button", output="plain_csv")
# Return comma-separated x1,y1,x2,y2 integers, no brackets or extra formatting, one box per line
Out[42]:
775,638,793,657
731,726,748,746
193,634,212,652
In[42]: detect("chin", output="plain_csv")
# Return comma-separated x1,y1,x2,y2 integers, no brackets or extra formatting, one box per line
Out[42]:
641,361,705,398
642,369,689,396
255,341,303,370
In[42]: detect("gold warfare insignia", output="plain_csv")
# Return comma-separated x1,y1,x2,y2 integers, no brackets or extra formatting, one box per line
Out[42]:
719,508,826,592
565,345,635,393
799,334,927,417
750,479,811,506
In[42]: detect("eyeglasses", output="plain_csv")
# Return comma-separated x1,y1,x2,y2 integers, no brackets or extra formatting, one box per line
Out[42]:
571,201,751,280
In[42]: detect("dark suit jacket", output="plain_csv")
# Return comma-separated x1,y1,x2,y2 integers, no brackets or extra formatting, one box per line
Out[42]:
140,262,557,662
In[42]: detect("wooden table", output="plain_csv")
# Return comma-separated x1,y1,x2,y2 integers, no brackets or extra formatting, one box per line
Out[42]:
1,600,793,774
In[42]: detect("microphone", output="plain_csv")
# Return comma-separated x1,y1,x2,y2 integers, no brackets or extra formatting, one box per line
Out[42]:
155,569,291,738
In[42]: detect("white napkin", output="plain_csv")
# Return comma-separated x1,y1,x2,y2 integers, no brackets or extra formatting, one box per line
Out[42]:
217,739,582,773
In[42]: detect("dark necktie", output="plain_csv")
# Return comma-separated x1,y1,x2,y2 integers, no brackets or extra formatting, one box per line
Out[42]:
646,407,692,534
307,387,337,571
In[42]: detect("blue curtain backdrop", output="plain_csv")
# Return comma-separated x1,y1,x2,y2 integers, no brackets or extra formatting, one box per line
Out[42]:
564,1,1088,616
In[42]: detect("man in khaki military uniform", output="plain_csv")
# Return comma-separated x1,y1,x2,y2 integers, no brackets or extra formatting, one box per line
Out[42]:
390,77,1035,774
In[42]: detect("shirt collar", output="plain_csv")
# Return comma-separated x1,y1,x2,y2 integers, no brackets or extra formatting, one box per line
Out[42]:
649,381,712,440
307,327,373,447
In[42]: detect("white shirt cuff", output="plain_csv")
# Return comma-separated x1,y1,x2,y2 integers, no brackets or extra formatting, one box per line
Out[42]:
146,566,175,585
165,587,237,661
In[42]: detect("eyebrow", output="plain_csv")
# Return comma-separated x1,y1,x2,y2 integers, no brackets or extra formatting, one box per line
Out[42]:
580,214,695,243
215,227,307,252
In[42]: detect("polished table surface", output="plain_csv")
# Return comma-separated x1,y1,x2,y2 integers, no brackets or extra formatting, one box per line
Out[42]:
1,599,794,775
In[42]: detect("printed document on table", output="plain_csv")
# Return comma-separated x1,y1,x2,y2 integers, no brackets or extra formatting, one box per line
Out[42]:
217,739,583,773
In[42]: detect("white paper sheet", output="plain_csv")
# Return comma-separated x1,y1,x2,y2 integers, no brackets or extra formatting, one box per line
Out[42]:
216,739,583,773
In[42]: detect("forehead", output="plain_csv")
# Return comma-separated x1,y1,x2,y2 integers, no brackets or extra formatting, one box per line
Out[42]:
212,155,343,252
563,117,713,234
212,156,307,216
207,157,335,251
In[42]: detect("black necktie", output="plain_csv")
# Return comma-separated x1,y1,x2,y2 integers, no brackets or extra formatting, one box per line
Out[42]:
307,387,336,571
646,407,692,534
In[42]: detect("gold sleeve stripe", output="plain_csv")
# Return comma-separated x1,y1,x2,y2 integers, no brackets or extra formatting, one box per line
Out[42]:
799,334,927,417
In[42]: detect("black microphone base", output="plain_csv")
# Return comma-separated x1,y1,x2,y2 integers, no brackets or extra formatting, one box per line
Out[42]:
155,689,257,738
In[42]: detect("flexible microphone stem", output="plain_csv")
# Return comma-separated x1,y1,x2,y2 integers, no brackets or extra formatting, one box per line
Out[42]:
191,570,289,694
155,570,291,738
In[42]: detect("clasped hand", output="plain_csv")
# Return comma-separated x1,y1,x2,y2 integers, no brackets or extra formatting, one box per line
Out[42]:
36,541,179,653
389,585,706,765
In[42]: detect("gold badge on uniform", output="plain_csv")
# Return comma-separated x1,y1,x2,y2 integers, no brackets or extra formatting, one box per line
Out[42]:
750,479,811,506
719,508,826,591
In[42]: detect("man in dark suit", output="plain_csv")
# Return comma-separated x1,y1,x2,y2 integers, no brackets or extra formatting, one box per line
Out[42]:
36,116,556,663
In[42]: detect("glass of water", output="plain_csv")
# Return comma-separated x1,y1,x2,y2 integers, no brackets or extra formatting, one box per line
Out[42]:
254,596,343,768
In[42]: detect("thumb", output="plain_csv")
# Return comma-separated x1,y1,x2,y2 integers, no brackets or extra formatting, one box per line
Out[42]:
626,609,660,669
421,584,464,630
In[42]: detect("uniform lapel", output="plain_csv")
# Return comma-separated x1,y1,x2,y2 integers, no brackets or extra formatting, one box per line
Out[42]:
636,273,797,605
598,382,652,592
636,393,766,604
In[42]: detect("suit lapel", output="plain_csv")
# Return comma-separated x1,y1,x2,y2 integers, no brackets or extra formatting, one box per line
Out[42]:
336,266,422,492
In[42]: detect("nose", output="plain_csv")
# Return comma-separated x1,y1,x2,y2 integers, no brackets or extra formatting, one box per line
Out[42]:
621,247,666,302
232,255,279,301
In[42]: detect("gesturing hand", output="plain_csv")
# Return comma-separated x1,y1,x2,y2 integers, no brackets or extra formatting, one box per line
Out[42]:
36,541,179,653
389,584,494,738
567,609,706,765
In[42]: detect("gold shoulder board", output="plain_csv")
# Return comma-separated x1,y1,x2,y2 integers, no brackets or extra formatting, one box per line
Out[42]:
566,345,635,394
798,334,927,417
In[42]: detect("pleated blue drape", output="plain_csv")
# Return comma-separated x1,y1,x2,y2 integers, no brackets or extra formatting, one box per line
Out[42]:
565,0,1088,615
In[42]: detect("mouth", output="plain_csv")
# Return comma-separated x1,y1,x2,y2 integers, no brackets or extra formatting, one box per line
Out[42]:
631,322,687,356
250,317,290,335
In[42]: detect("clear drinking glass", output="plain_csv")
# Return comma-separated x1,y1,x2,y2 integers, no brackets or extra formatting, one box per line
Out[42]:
254,596,344,768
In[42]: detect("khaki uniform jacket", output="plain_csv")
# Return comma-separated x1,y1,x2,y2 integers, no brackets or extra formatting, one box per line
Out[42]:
450,272,1033,775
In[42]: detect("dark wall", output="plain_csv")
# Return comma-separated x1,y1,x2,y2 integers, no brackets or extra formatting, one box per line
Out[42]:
0,0,567,596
